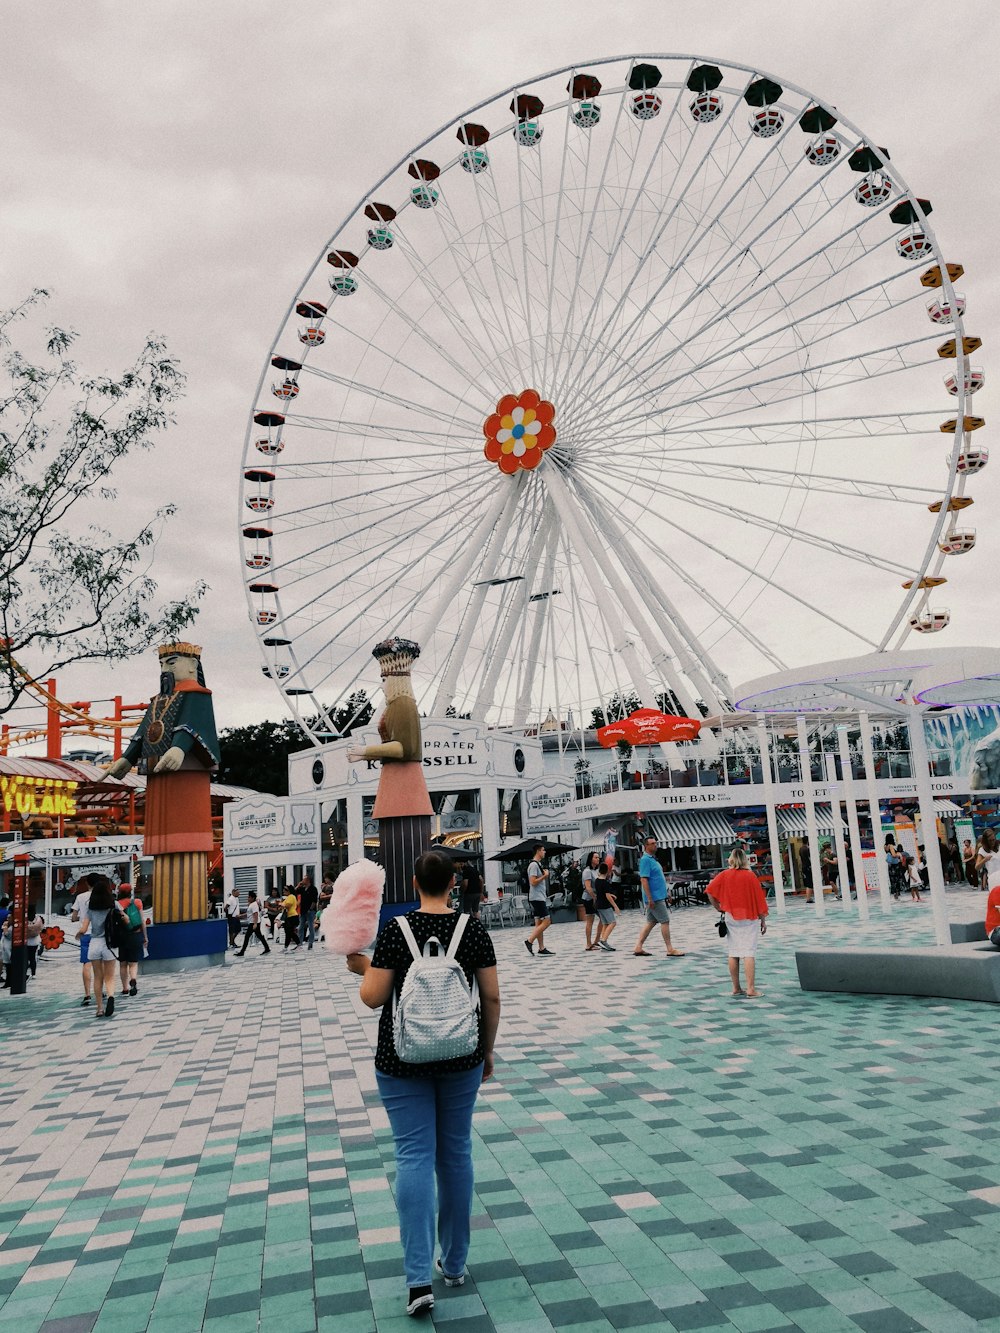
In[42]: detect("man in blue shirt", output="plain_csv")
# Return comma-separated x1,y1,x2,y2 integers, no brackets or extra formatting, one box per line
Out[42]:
634,836,685,958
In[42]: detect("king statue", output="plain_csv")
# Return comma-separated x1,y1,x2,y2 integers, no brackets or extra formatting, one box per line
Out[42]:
108,642,220,924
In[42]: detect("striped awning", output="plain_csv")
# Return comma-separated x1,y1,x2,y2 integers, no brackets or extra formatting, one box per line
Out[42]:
934,798,964,817
645,811,735,848
776,804,846,836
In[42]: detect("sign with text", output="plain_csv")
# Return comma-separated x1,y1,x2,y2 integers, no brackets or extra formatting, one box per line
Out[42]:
523,777,577,832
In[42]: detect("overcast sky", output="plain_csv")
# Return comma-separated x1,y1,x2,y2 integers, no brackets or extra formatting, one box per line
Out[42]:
5,0,999,747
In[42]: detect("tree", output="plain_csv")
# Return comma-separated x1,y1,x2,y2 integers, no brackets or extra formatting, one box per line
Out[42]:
0,291,205,716
218,692,375,794
218,719,302,795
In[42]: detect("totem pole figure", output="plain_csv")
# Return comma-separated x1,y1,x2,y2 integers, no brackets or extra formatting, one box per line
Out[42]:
346,638,432,911
107,643,219,923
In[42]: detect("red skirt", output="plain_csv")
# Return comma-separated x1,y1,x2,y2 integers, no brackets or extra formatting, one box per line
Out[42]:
372,762,433,819
144,770,213,854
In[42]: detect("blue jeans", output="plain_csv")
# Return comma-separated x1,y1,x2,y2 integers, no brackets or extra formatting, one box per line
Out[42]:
376,1063,483,1286
302,910,316,948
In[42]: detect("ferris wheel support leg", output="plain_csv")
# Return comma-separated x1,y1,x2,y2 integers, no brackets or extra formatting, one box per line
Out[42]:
859,712,893,914
429,480,525,716
796,717,825,918
573,480,731,719
513,526,559,727
472,511,553,721
906,706,951,947
611,536,730,717
756,719,785,916
837,725,870,924
541,465,668,735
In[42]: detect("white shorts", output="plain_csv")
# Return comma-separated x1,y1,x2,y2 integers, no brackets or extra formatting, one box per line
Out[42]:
725,917,760,959
87,937,117,962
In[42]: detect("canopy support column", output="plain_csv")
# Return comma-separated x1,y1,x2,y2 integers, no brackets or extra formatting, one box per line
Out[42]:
907,705,951,946
756,718,785,916
796,716,825,917
837,724,870,923
859,711,892,913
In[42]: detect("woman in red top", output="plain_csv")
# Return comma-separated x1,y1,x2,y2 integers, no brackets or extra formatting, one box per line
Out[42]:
707,849,769,998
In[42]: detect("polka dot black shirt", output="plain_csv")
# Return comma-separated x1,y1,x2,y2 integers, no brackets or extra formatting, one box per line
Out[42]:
371,911,496,1078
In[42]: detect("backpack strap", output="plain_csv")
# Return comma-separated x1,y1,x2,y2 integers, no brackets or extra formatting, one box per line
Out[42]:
446,913,469,960
395,915,423,964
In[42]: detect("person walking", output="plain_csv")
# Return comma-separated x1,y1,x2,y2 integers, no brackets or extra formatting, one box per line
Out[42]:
24,905,44,979
70,875,96,1006
963,837,978,886
885,838,904,899
706,848,769,997
224,887,243,948
300,876,319,949
593,863,619,951
820,842,839,898
976,830,1000,900
75,878,121,1018
459,864,483,919
236,891,271,957
347,850,500,1318
281,885,301,950
902,853,924,902
634,836,685,957
524,844,553,956
265,888,281,938
116,885,147,996
581,852,601,950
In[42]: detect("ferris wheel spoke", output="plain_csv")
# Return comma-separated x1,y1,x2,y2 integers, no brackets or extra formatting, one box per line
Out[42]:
349,266,496,402
390,212,517,383
548,77,646,396
289,369,480,428
617,453,940,503
638,473,913,575
272,471,482,597
585,189,899,419
649,409,946,453
557,70,790,403
609,268,925,425
268,467,474,537
581,140,893,410
609,331,940,435
285,414,473,444
553,70,708,401
464,161,535,385
590,464,881,648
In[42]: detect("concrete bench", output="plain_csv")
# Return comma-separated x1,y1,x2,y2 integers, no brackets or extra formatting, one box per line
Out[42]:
950,915,988,943
796,940,1000,1004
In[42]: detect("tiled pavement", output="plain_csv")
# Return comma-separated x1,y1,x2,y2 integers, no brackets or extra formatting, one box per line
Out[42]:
2,890,1000,1333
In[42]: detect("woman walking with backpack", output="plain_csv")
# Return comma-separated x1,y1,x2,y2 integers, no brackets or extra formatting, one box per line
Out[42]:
116,884,147,996
75,877,121,1018
347,850,501,1319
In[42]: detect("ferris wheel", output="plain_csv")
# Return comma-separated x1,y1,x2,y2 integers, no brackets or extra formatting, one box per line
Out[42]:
240,53,985,744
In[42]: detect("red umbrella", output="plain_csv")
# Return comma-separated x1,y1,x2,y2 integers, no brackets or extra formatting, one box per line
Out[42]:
597,709,701,747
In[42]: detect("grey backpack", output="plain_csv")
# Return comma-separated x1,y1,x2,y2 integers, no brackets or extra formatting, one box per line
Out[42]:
392,915,479,1064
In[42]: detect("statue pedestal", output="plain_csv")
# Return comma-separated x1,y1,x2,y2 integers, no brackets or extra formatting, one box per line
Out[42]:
379,812,431,925
143,919,227,973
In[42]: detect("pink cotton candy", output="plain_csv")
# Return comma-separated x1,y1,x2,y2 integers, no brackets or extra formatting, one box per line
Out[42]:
321,859,384,955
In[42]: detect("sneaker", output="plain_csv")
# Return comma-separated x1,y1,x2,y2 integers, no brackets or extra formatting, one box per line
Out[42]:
105,996,115,1018
596,941,611,951
537,948,555,956
524,939,533,955
406,1287,434,1317
435,1258,465,1287
81,996,92,1007
603,944,616,951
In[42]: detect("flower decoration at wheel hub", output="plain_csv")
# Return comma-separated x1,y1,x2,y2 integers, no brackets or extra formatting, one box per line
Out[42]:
483,389,556,474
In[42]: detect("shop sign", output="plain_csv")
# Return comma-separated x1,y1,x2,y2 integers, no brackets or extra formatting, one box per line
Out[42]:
225,796,320,857
523,777,576,831
0,774,78,818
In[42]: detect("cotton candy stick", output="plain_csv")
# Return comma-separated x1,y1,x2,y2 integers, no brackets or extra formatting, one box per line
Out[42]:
321,859,385,955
